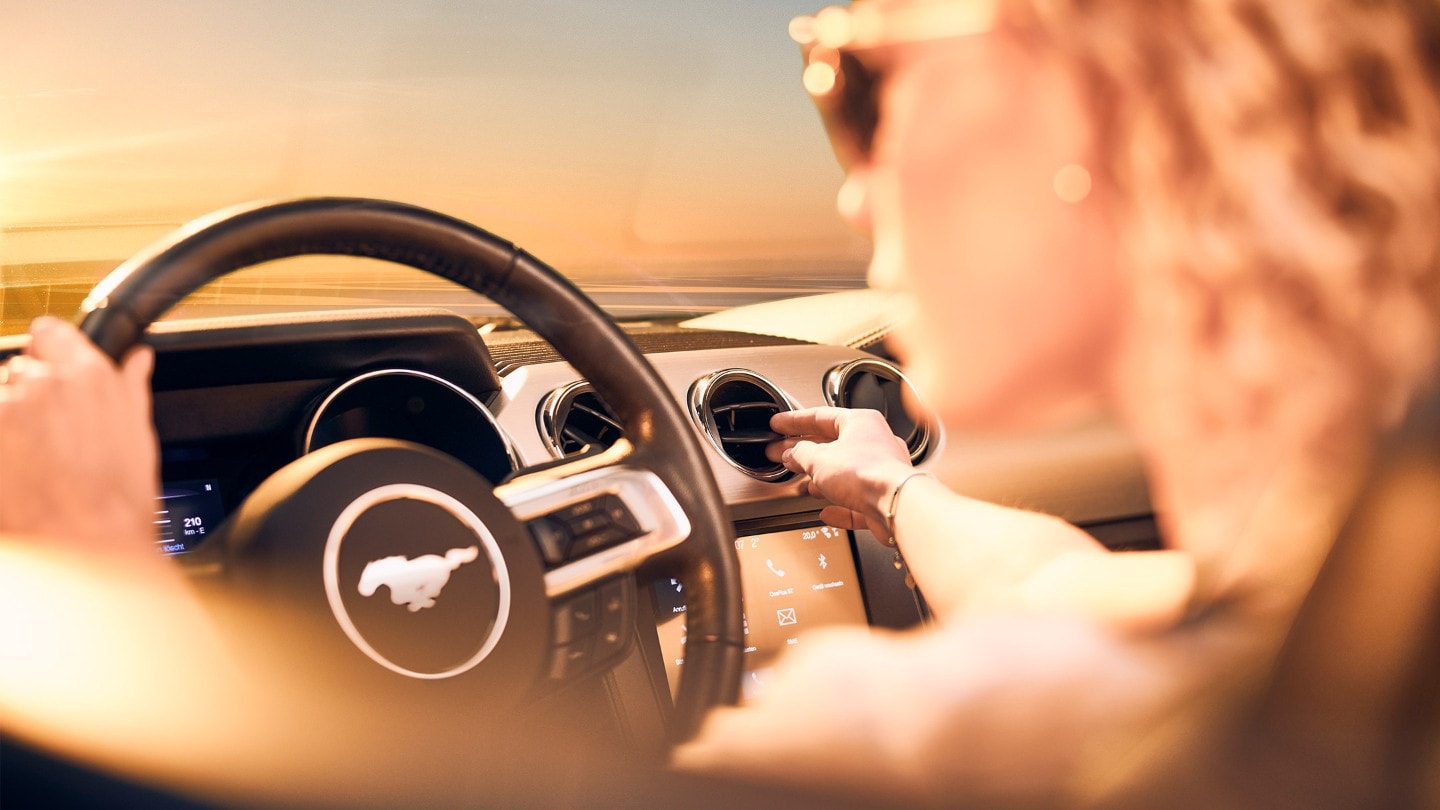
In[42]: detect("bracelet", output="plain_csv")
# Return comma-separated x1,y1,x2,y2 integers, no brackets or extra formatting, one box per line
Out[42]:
882,470,933,543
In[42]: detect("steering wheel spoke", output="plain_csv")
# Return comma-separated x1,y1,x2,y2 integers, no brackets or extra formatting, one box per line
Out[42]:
499,464,692,598
502,460,689,690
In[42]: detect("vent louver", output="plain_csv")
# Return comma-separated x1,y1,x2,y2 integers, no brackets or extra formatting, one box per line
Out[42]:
824,358,934,463
539,382,624,458
689,370,796,481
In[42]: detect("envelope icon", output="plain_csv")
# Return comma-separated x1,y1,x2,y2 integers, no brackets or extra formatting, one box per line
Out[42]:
776,607,797,626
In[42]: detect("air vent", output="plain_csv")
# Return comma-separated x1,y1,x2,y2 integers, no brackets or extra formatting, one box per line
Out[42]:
689,370,796,481
538,382,624,458
824,358,935,463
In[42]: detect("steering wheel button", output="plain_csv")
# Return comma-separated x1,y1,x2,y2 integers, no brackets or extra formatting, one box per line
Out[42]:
555,498,600,520
595,628,625,661
598,581,631,630
553,591,597,644
548,637,595,681
601,496,641,532
568,526,630,557
593,579,632,662
599,579,626,613
566,514,607,536
527,517,573,565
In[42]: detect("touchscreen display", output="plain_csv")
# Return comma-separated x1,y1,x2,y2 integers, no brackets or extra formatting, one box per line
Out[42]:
156,479,224,555
654,525,867,699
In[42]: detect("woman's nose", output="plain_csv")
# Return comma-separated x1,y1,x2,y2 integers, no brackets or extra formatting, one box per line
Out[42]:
836,170,873,234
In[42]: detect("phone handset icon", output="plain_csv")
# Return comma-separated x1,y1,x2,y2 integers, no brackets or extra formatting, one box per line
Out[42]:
765,558,786,577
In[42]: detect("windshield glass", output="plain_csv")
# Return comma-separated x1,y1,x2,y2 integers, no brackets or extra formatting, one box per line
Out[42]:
1,1,871,335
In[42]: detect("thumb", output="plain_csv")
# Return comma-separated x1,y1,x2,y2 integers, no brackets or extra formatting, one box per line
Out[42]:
121,345,155,394
28,316,107,367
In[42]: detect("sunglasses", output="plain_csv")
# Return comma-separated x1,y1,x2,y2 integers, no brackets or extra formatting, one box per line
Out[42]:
789,1,1000,168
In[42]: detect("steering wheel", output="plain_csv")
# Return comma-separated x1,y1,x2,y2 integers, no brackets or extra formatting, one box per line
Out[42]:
77,197,743,744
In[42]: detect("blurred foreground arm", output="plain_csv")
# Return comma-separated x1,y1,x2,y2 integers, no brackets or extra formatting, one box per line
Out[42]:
0,318,429,806
675,617,1213,807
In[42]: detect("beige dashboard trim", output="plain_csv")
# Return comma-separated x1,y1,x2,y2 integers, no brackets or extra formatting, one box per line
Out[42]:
680,289,895,349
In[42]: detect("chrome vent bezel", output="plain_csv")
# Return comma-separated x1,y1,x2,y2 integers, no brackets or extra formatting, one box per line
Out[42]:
823,358,934,463
537,381,624,459
688,369,798,482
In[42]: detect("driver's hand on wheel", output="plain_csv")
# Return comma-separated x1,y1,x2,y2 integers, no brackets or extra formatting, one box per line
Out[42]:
0,316,161,562
768,407,915,540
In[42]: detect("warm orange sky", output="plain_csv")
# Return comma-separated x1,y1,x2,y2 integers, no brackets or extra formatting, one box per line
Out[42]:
1,2,872,277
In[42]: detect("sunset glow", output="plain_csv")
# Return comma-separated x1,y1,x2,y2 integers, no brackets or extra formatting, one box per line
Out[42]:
2,2,873,333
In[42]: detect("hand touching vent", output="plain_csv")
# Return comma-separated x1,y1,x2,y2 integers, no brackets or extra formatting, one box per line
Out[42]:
689,370,797,481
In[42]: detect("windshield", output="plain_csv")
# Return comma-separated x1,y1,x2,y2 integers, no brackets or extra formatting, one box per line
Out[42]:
1,1,871,335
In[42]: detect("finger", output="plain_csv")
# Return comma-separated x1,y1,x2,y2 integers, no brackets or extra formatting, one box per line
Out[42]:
806,477,824,499
771,406,850,440
2,355,56,398
769,408,814,436
27,316,111,369
765,436,802,463
818,505,864,531
121,345,155,394
784,440,821,474
3,354,40,384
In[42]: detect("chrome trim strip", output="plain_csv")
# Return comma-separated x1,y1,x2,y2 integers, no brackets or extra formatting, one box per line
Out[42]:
687,368,799,483
303,367,523,474
822,357,936,463
322,483,512,680
498,466,692,598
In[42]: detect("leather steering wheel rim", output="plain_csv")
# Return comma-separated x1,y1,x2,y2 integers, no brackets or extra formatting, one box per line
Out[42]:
77,196,743,740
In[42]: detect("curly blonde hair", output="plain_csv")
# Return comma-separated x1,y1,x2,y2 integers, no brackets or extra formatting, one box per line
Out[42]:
1010,0,1440,437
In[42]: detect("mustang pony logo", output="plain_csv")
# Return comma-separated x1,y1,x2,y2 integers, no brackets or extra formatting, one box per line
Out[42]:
357,545,481,612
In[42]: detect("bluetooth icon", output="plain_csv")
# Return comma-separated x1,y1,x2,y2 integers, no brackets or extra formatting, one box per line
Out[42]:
818,554,828,570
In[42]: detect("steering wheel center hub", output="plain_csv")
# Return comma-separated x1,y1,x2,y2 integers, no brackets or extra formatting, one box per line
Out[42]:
324,485,511,680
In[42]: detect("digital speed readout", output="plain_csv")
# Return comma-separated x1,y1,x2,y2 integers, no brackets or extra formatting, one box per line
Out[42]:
155,479,224,554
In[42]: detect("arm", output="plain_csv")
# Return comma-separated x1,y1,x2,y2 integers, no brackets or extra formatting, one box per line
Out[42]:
0,318,410,804
771,407,1194,629
0,317,239,785
674,616,1203,806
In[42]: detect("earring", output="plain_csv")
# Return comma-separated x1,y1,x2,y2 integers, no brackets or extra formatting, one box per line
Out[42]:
1053,164,1092,204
